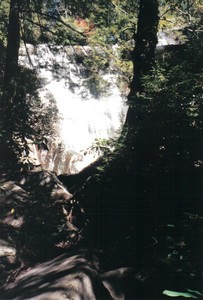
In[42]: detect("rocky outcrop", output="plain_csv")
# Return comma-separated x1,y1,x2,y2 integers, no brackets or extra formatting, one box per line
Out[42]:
0,170,139,299
0,170,87,289
2,249,136,300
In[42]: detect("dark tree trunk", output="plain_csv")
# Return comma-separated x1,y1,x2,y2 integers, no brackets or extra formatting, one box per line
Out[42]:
3,0,20,99
0,0,21,168
129,0,159,97
123,0,159,141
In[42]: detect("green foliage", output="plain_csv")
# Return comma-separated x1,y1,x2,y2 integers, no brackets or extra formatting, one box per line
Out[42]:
158,0,203,44
18,1,86,45
131,37,203,163
159,0,203,28
163,289,203,298
84,1,137,91
0,67,58,169
82,49,111,97
92,138,116,156
122,32,203,227
0,0,9,45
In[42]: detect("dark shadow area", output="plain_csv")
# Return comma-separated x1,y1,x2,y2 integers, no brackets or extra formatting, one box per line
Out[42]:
56,41,203,298
1,249,132,300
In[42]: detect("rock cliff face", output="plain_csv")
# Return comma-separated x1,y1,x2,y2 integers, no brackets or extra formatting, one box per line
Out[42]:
19,44,128,175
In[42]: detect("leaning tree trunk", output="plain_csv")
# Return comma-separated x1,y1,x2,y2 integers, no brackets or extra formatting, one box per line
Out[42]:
0,0,21,168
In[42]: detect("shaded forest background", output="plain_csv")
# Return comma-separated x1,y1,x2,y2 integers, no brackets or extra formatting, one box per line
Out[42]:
0,0,203,299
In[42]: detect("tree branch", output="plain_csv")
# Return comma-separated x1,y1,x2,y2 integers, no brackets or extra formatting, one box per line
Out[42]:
21,9,87,39
22,17,85,44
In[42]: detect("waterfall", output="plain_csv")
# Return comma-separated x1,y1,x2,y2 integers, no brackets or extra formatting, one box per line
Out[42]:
157,29,183,46
19,44,128,174
18,31,177,174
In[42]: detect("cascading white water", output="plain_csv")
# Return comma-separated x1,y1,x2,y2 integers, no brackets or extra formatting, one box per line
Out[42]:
18,33,178,174
46,76,126,150
19,44,128,174
157,30,182,46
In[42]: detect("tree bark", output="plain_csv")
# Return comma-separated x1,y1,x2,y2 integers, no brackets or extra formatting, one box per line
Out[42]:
129,0,159,97
4,0,20,99
0,0,21,168
123,0,159,141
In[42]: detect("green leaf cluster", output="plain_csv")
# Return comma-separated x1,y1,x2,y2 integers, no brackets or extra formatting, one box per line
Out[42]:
0,67,58,169
0,0,9,45
163,289,203,298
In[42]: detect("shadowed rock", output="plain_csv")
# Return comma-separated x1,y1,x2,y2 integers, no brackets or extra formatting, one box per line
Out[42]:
0,171,87,281
2,249,136,300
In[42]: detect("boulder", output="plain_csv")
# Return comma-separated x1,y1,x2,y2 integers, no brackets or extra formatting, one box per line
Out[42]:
2,249,135,300
0,170,86,287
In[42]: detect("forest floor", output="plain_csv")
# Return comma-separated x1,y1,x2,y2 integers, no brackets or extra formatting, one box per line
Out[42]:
0,168,202,299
